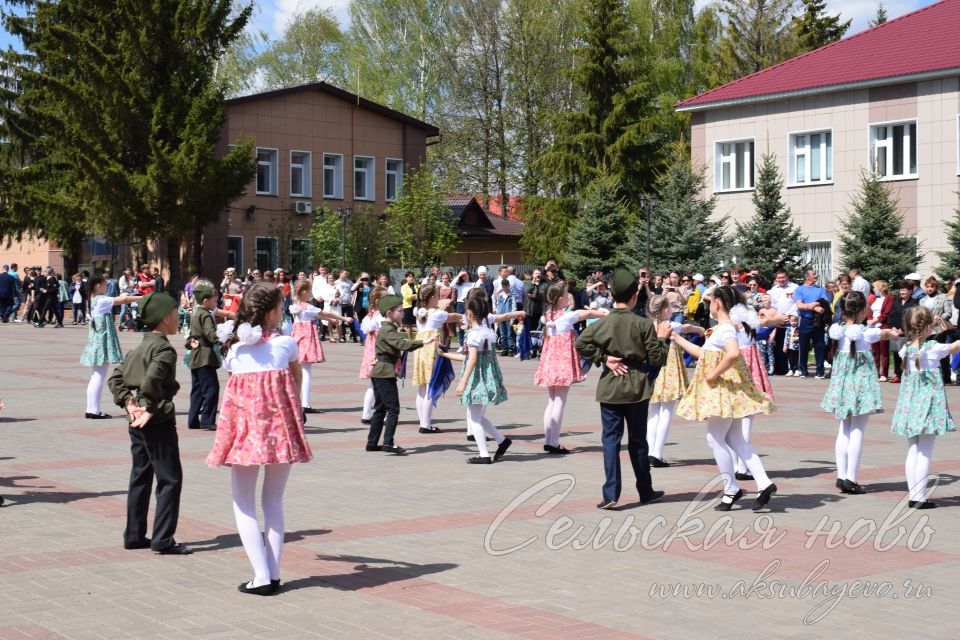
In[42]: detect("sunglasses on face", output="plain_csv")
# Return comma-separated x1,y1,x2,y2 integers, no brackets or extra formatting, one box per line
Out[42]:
639,272,648,277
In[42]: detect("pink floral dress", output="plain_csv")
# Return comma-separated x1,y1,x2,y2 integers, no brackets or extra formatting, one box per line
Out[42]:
359,312,382,379
534,309,584,388
290,302,324,363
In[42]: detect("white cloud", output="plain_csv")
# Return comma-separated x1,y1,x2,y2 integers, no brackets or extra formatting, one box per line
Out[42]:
694,0,931,33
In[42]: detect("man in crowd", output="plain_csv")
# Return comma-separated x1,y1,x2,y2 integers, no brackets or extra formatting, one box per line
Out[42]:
850,267,870,296
474,266,494,297
421,265,441,286
524,268,548,357
506,266,525,311
335,269,356,341
794,269,829,379
766,270,798,375
905,272,925,301
0,264,16,322
137,265,155,295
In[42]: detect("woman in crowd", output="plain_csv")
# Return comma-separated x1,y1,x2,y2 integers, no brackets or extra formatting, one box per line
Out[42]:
867,280,893,381
919,276,954,384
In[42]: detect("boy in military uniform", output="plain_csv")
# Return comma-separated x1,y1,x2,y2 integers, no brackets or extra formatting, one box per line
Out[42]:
367,294,436,455
186,283,220,429
576,267,672,510
108,292,192,555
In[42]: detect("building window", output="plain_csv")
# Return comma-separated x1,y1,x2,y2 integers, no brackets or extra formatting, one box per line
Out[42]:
803,241,833,283
255,237,278,272
290,151,311,197
256,148,278,195
354,156,375,201
789,131,832,185
290,238,312,275
227,236,243,271
715,139,755,192
323,153,343,199
870,120,917,180
385,159,403,201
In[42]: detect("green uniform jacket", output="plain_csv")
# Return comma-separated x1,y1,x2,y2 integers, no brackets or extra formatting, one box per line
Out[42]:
370,321,424,379
575,308,668,404
186,307,220,369
108,332,181,423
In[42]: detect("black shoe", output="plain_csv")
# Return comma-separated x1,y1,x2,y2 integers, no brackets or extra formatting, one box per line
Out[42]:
752,483,777,510
199,424,217,431
648,456,670,468
735,472,754,481
467,434,492,442
419,426,443,434
123,538,151,550
493,437,512,461
915,500,937,509
640,490,665,505
467,456,493,464
238,580,278,596
303,407,322,414
85,412,112,420
543,445,570,455
383,445,407,455
596,499,618,510
835,478,844,490
154,543,193,555
365,444,382,452
841,479,865,495
360,418,371,425
715,489,744,511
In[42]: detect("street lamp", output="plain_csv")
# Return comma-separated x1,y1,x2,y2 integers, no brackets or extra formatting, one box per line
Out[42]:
639,194,659,269
337,206,352,269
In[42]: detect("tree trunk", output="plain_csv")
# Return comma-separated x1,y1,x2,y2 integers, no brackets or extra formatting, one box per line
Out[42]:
166,235,182,295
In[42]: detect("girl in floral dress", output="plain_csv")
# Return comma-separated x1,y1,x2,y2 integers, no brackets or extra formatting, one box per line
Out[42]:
358,287,387,424
673,286,777,511
729,302,773,481
412,284,461,433
207,282,313,596
80,276,141,419
891,306,959,509
533,282,608,454
440,296,512,463
820,292,901,495
289,280,351,415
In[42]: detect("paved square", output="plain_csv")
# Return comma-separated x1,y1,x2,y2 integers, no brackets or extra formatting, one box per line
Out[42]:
2,323,959,639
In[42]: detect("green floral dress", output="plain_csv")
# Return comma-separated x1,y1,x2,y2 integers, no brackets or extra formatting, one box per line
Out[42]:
891,341,957,437
821,324,884,419
459,326,508,406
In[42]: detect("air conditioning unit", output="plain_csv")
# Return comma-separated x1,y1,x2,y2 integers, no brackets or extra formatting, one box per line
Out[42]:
292,201,313,215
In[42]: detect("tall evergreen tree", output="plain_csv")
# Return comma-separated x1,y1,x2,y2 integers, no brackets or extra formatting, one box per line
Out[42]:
734,153,809,279
934,195,960,281
620,147,727,274
792,0,851,52
517,196,578,266
839,172,920,285
565,176,630,277
869,3,888,27
714,0,797,85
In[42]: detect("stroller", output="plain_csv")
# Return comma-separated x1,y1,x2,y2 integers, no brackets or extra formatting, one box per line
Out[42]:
119,301,140,332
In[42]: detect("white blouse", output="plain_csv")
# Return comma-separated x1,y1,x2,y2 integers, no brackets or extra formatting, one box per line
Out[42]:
290,302,321,322
542,310,580,336
703,323,737,352
898,342,952,372
90,295,116,318
225,335,298,373
360,312,382,334
465,326,498,350
828,324,882,353
420,308,449,330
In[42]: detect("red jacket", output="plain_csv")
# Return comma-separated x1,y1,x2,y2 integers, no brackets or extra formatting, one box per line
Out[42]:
867,293,893,328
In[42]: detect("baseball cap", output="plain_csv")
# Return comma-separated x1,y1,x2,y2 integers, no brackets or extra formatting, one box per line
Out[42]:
692,273,704,282
904,272,922,281
477,266,487,274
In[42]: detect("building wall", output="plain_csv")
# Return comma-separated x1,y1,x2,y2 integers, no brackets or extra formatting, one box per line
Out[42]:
690,76,960,278
1,236,64,274
450,238,524,266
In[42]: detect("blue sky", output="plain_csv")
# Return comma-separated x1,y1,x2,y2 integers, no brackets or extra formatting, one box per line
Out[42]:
0,0,937,55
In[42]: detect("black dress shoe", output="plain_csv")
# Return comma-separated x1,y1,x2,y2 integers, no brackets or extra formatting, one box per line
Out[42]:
912,500,937,509
841,479,865,495
648,456,670,468
360,418,371,425
596,499,618,510
85,412,112,420
419,426,443,434
467,456,492,464
835,478,844,490
382,445,407,455
201,424,217,431
365,444,382,452
735,472,753,481
303,407,322,414
543,445,571,455
154,543,193,555
123,538,151,550
752,483,777,510
467,434,492,442
238,581,278,596
640,490,665,505
715,489,744,511
493,437,512,461
271,579,281,590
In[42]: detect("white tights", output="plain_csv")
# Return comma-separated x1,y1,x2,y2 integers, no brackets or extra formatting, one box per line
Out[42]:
646,400,676,460
231,464,291,587
86,365,109,415
835,414,869,482
543,386,569,448
361,383,375,421
416,385,434,430
300,363,312,408
729,416,753,475
467,404,504,457
905,435,936,502
706,417,772,495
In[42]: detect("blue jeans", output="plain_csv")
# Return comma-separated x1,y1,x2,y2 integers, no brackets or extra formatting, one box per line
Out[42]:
757,339,774,373
798,321,826,377
497,320,515,351
600,401,654,503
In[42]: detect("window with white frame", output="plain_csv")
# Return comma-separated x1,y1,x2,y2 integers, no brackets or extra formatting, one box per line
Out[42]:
789,131,832,185
354,156,375,201
323,153,343,199
256,148,278,195
715,139,755,191
385,159,403,201
290,238,312,275
290,151,311,197
255,237,278,272
870,120,917,180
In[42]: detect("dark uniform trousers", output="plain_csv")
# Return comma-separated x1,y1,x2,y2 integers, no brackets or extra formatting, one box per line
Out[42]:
600,401,654,503
125,420,183,551
368,378,401,447
188,365,219,426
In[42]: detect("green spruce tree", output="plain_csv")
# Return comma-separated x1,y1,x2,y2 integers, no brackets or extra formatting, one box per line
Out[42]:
714,0,798,84
869,3,888,27
564,176,630,277
383,168,459,273
934,195,960,281
839,172,920,284
734,153,809,279
620,148,727,274
793,0,851,52
517,196,578,266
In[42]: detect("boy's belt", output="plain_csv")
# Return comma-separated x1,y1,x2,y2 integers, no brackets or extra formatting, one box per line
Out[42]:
377,355,397,365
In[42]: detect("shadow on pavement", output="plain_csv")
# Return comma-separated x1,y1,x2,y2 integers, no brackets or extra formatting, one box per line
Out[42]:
189,528,332,552
281,554,457,593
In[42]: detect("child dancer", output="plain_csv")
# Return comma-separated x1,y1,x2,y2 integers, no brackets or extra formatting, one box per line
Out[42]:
821,292,900,495
289,280,350,415
534,281,608,454
440,296,513,463
412,284,461,433
892,306,958,508
206,283,313,595
730,302,773,480
645,295,704,467
674,286,777,511
359,287,387,424
81,276,141,419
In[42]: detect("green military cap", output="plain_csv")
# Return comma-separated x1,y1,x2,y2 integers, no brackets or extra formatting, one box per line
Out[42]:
139,292,178,328
379,294,403,313
194,284,215,303
609,267,638,297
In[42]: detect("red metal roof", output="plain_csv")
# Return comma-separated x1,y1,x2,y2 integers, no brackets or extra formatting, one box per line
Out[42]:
677,0,960,110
